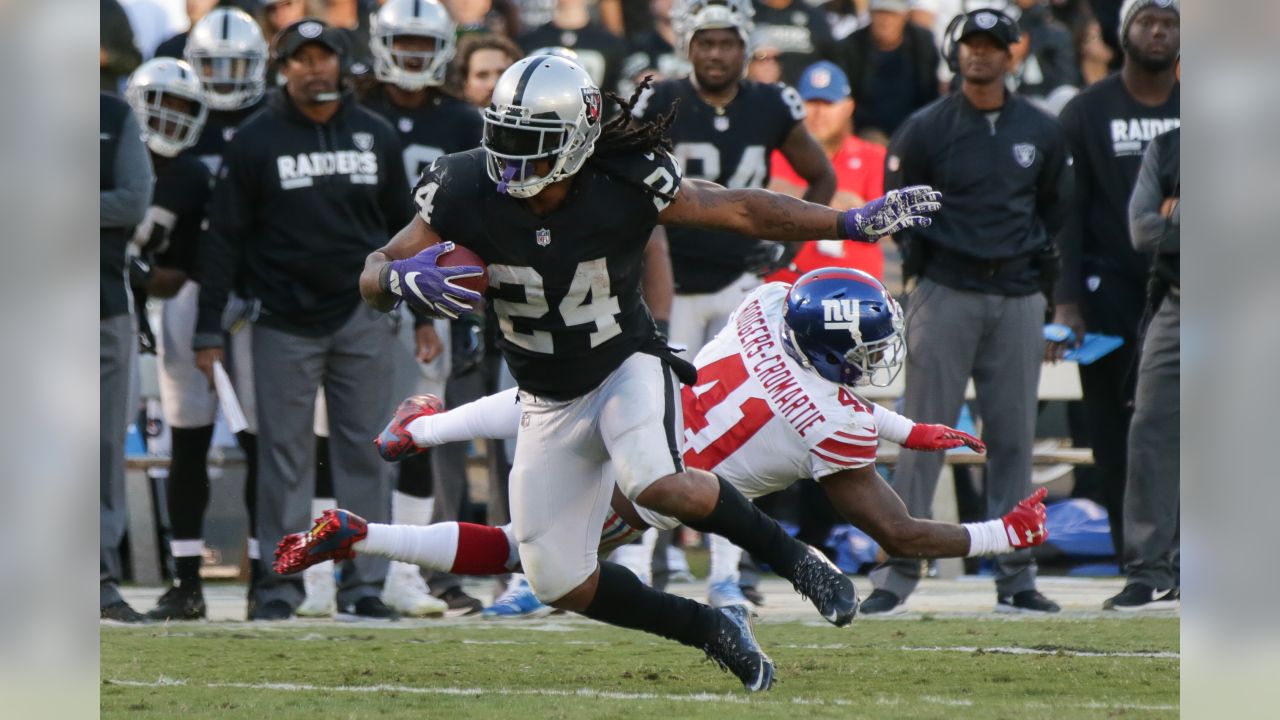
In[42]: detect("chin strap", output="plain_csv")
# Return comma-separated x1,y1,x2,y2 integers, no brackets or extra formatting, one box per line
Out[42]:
496,161,519,195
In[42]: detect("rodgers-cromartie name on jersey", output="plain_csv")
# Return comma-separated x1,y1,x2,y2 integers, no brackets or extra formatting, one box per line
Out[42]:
276,150,379,190
734,297,826,437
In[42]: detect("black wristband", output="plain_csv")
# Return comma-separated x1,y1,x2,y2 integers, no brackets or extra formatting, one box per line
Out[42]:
835,210,851,240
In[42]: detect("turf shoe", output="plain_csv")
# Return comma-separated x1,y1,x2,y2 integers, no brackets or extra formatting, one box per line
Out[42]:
996,589,1061,614
273,509,368,575
382,562,447,617
437,585,485,616
859,588,906,615
146,584,207,621
338,596,400,621
1103,583,1180,612
101,600,148,623
789,545,858,627
482,575,552,619
703,604,775,692
374,394,445,462
248,598,295,621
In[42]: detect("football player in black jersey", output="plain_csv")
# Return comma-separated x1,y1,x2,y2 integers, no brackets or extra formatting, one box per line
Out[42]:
179,5,270,602
635,0,836,358
334,56,936,691
122,59,217,620
184,6,269,175
358,0,483,618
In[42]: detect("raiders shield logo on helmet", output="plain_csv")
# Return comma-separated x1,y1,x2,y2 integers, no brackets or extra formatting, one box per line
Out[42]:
581,87,602,126
353,132,374,152
1013,143,1036,168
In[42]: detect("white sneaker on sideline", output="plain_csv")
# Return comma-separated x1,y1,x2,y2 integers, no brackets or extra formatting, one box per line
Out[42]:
382,561,447,617
296,560,336,617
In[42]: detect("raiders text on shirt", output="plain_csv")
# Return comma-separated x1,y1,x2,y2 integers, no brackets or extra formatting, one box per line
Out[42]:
276,150,379,189
1110,117,1180,157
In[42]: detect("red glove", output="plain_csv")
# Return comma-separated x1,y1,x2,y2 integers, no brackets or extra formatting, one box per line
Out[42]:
904,423,986,454
1002,488,1049,549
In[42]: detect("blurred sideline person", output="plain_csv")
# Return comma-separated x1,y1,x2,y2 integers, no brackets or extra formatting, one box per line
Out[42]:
276,271,1051,620
361,0,487,616
160,5,271,595
767,61,886,283
1103,126,1178,611
518,0,626,94
450,32,522,108
750,0,835,86
828,0,941,140
628,0,836,604
194,18,413,620
100,91,155,622
121,59,221,620
1051,0,1178,556
867,8,1072,615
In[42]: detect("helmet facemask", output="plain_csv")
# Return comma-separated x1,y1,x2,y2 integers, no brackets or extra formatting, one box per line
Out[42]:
781,269,907,388
481,56,603,198
369,0,456,92
184,8,268,111
125,58,209,158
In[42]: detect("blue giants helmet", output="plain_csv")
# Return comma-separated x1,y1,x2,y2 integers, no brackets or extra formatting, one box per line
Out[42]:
781,268,905,387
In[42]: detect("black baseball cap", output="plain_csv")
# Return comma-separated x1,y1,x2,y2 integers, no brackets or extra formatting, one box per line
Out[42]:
273,18,348,62
956,9,1020,49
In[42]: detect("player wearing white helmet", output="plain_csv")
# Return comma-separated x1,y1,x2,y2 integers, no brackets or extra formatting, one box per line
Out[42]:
359,0,483,619
276,54,940,690
123,58,220,620
184,7,269,174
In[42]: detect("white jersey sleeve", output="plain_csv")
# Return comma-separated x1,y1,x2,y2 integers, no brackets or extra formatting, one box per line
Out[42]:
804,388,880,479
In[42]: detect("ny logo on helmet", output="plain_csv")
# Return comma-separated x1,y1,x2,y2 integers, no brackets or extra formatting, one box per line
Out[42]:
822,299,864,342
581,87,602,125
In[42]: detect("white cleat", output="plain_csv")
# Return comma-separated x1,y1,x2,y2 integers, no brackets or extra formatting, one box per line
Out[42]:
382,561,447,617
296,560,336,617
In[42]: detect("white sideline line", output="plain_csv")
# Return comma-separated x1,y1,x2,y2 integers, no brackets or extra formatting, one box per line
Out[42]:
902,645,1180,659
105,677,1176,711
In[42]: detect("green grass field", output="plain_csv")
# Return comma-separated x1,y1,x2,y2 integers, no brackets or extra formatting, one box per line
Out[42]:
102,615,1178,719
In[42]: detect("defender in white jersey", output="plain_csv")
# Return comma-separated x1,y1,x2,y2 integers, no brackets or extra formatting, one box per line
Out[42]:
277,269,1051,617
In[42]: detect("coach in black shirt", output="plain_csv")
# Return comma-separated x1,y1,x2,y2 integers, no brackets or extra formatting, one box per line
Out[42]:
863,9,1071,616
194,19,413,620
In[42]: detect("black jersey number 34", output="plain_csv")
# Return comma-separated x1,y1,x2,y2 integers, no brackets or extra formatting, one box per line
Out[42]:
491,258,622,354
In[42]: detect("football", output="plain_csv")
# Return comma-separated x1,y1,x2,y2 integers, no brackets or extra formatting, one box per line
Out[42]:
437,242,489,296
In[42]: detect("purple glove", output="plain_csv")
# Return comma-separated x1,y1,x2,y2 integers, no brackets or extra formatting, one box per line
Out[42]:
839,185,943,242
380,242,484,319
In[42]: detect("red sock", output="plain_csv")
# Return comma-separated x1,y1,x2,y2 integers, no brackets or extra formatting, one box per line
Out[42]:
449,523,512,575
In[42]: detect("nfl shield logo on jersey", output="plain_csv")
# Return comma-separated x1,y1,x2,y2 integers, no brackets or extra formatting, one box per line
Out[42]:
536,228,551,246
1013,143,1036,168
353,132,374,152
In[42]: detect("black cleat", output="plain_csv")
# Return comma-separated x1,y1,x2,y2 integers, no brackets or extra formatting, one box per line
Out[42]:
703,605,775,692
101,600,148,623
339,596,400,621
789,545,858,626
248,598,295,621
739,585,766,607
860,588,905,615
147,585,207,621
437,586,484,616
996,589,1061,614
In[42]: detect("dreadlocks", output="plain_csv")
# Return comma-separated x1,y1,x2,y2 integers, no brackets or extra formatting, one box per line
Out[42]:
592,76,678,159
589,76,680,202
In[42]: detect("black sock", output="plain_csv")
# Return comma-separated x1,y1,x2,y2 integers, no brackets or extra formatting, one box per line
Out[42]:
168,425,213,586
315,435,334,498
398,452,434,497
174,556,203,588
684,476,807,580
236,431,258,533
582,562,723,649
